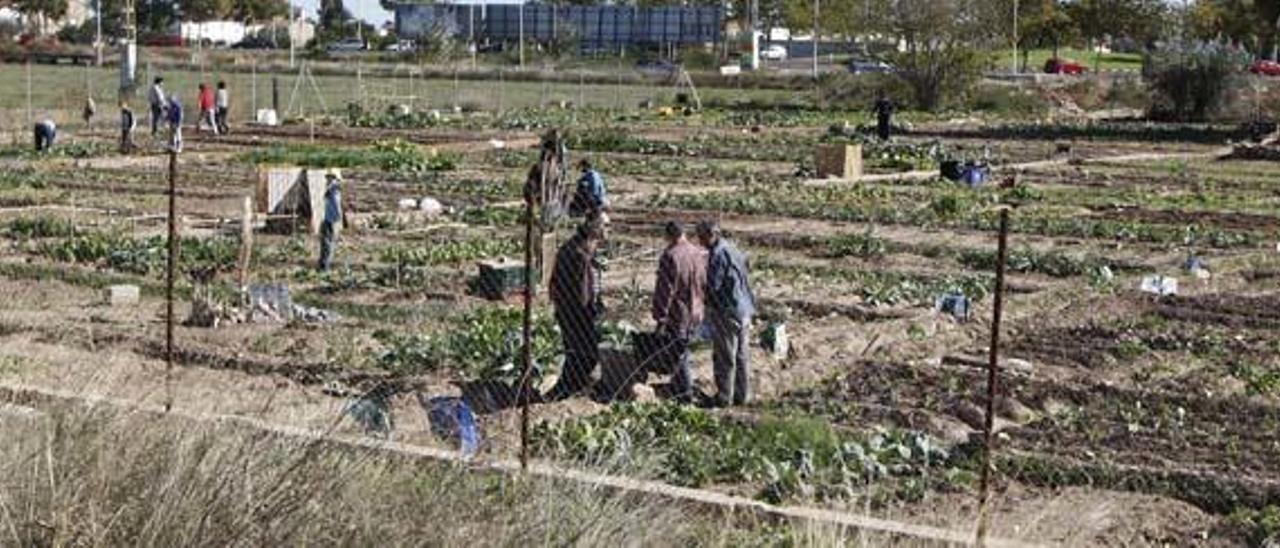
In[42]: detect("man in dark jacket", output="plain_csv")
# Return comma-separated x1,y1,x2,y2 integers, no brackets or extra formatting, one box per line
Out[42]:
873,93,895,141
697,220,756,406
651,221,706,402
546,220,605,400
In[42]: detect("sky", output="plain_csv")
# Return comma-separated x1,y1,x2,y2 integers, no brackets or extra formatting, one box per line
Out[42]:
295,0,393,26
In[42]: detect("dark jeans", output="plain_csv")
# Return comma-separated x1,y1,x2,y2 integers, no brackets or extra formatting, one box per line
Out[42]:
552,307,599,394
33,126,54,151
215,107,229,134
120,128,134,154
877,116,892,140
318,221,336,271
710,311,751,405
150,104,164,134
649,329,693,400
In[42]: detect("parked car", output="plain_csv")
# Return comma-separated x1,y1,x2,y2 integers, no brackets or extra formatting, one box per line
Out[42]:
1249,59,1280,76
327,39,366,53
1044,58,1086,75
385,40,414,52
848,59,894,74
761,44,788,61
636,59,677,75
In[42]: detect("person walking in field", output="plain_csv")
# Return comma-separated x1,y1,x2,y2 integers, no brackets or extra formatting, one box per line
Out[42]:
167,96,184,153
82,97,96,128
651,220,707,403
215,81,230,134
318,171,344,272
119,102,136,154
873,93,895,141
197,83,218,135
33,119,56,152
148,77,167,135
546,220,606,401
696,220,756,407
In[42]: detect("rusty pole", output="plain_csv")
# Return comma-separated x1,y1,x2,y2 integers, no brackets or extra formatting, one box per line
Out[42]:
975,205,1011,546
519,182,536,471
164,148,178,413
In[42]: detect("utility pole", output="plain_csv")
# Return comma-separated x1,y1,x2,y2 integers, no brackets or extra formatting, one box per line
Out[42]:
749,0,759,70
95,0,103,66
811,0,819,79
470,4,476,69
519,2,525,68
1012,0,1019,74
289,0,296,68
119,0,137,100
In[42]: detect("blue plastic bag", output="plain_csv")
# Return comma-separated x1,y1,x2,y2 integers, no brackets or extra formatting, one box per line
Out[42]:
426,396,480,456
935,294,971,321
962,165,988,187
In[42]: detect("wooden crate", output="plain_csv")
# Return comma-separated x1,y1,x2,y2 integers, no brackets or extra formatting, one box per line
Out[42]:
256,167,303,214
301,170,329,235
815,144,863,179
476,258,528,300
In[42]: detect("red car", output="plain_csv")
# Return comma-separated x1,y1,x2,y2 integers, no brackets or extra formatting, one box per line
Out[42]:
1250,60,1280,76
1044,58,1086,75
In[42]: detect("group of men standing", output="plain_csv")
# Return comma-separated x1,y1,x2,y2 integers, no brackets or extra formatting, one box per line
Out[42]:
546,164,756,406
652,219,756,406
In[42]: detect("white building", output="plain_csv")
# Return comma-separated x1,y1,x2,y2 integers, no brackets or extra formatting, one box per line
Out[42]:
179,21,248,46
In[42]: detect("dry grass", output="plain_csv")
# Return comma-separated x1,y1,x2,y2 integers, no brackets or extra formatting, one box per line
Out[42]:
0,400,974,547
0,404,732,546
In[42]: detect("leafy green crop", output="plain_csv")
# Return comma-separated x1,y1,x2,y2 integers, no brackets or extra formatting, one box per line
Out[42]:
374,306,560,384
7,216,76,239
756,258,992,307
651,184,1259,249
237,140,459,174
1227,505,1280,545
823,229,888,259
0,142,112,159
959,247,1109,278
378,238,520,268
532,403,949,504
37,231,240,276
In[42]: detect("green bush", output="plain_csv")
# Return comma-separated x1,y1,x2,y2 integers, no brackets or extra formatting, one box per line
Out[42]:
1145,43,1248,121
890,46,988,111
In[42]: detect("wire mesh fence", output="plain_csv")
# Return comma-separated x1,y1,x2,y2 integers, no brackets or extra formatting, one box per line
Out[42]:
0,48,1271,545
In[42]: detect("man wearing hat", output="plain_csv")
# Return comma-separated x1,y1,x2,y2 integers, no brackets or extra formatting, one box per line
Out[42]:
318,170,344,271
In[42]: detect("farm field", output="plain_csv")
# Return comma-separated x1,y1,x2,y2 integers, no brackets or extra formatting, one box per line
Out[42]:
2,67,1280,545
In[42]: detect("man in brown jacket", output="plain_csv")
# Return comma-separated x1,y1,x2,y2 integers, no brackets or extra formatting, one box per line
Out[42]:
546,220,605,400
652,221,707,402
